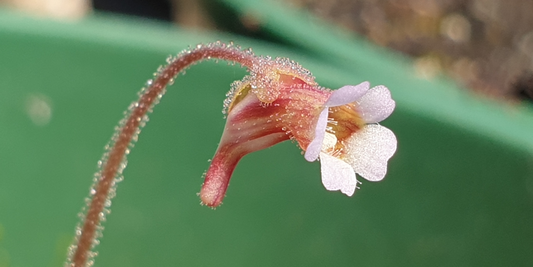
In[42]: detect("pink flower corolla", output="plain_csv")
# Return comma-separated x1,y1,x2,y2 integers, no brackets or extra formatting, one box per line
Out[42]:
200,58,397,207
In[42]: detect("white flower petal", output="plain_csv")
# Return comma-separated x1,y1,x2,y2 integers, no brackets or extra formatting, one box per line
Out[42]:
356,85,395,123
325,82,369,107
320,152,358,196
304,108,329,162
345,124,397,182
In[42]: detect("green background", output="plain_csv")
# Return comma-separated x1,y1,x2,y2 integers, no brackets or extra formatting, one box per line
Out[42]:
1,1,533,266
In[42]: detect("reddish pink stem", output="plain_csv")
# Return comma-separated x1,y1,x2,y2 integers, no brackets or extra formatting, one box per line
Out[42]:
69,43,256,267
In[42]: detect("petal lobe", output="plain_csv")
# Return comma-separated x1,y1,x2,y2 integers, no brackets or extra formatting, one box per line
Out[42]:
304,108,329,162
320,152,358,196
345,124,397,182
325,82,369,107
356,85,395,123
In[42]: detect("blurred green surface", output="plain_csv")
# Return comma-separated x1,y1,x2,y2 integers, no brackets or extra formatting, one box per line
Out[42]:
0,5,533,267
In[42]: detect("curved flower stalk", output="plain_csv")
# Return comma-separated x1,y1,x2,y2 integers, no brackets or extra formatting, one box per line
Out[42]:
66,42,397,267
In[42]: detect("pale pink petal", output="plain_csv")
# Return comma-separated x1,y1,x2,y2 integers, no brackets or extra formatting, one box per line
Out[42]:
304,108,329,162
325,82,369,107
345,124,397,181
320,152,358,196
355,85,395,123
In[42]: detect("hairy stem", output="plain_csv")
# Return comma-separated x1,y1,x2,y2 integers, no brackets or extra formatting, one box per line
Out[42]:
66,42,256,267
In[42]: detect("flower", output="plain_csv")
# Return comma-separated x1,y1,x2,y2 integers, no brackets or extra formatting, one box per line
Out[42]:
304,82,397,196
200,57,397,207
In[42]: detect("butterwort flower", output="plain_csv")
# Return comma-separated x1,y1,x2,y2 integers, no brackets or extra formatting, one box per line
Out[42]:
200,57,397,207
67,42,397,267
